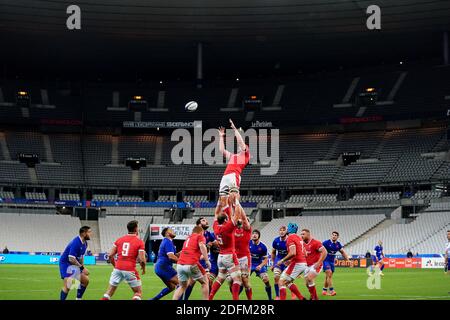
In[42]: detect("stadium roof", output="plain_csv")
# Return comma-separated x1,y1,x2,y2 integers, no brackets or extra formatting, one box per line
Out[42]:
1,0,449,79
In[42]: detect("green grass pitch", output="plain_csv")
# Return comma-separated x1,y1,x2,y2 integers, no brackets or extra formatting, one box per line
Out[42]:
0,264,449,300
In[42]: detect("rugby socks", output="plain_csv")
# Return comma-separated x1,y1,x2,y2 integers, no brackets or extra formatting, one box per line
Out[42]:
265,285,273,300
274,283,280,297
60,289,68,301
307,284,318,300
231,282,241,300
151,287,171,300
76,285,87,299
183,284,194,300
209,280,222,300
279,286,287,300
329,287,334,292
288,283,305,300
245,287,253,300
380,264,385,271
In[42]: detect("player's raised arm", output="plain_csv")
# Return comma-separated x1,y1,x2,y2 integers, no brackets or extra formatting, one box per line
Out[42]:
235,199,251,230
229,119,247,152
218,126,232,159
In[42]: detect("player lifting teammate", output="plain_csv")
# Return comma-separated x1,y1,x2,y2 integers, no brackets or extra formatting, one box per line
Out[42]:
209,192,244,300
234,207,253,300
102,220,146,300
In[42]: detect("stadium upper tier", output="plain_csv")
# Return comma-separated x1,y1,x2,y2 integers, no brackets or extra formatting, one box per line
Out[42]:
0,65,449,127
0,126,448,189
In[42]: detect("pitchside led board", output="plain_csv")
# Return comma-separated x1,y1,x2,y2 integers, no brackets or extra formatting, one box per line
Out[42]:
0,254,96,265
150,224,195,240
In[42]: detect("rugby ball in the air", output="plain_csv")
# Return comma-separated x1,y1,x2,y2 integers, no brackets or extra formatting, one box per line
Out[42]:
185,101,198,112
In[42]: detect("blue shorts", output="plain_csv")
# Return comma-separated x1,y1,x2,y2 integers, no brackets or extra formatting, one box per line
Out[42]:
59,263,79,279
200,259,219,276
154,263,177,282
323,260,335,273
273,259,286,272
251,265,268,277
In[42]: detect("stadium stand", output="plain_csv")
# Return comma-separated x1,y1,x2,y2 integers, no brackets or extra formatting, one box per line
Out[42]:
411,190,442,200
58,193,81,201
346,209,450,255
0,125,447,188
98,216,152,253
350,192,400,201
92,194,118,202
25,192,47,201
0,213,81,252
259,212,387,249
0,191,14,199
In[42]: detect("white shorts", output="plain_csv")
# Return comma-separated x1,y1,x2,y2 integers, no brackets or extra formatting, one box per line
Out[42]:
109,269,141,288
219,173,241,195
238,256,250,276
304,265,321,277
218,253,238,271
280,263,307,282
177,264,204,283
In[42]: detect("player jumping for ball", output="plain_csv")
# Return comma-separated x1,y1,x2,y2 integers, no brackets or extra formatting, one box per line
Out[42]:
215,119,250,217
